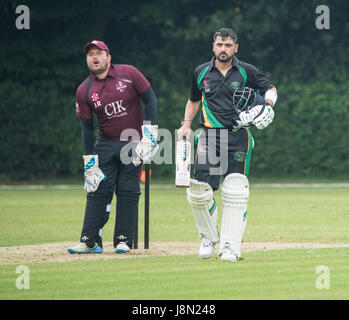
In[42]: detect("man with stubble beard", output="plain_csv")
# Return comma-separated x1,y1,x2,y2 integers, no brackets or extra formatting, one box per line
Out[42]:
178,28,277,262
68,40,158,254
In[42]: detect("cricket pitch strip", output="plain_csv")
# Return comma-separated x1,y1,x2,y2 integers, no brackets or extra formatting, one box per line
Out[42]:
1,241,349,265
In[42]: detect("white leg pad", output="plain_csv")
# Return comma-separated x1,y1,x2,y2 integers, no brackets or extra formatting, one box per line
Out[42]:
219,173,249,257
187,179,219,243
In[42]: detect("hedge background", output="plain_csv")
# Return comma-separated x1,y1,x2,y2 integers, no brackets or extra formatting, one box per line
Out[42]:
1,0,348,181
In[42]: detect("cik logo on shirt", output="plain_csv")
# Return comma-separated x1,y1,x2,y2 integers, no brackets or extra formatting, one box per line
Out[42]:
105,100,127,118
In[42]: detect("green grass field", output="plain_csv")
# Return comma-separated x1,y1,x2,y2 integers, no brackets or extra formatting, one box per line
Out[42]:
0,182,349,300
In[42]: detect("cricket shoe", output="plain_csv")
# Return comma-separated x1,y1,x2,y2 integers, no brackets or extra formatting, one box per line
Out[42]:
199,238,215,259
67,242,103,254
115,241,130,254
220,242,240,262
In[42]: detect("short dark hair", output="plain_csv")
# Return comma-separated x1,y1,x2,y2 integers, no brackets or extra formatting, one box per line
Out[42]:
213,28,238,43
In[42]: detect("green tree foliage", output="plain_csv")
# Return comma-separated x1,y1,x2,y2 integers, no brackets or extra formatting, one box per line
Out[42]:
1,0,348,180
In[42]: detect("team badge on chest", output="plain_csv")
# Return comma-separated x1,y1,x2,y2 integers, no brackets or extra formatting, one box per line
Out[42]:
116,80,127,92
231,81,241,89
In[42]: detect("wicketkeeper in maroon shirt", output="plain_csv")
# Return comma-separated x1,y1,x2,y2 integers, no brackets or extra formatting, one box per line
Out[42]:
68,41,158,254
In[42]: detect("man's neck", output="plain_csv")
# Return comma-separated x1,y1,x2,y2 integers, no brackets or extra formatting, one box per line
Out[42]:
214,58,233,71
214,58,233,77
95,64,111,80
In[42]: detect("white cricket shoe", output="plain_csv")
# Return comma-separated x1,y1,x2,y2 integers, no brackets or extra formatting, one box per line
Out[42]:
199,238,215,259
115,241,130,254
220,242,238,262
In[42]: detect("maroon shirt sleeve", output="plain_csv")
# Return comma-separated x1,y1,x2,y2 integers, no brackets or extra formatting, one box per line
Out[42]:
75,81,92,119
127,65,150,94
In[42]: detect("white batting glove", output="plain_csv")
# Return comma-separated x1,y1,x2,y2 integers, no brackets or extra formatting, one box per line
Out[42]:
235,111,255,128
252,104,275,130
234,104,275,131
83,155,106,193
233,108,256,131
134,124,159,164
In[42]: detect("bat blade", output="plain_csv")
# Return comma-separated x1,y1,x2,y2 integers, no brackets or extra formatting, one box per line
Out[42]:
175,138,191,188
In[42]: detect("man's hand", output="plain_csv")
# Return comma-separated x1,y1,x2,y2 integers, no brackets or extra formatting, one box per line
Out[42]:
83,155,106,193
234,104,275,130
134,124,159,164
177,124,192,140
235,111,254,128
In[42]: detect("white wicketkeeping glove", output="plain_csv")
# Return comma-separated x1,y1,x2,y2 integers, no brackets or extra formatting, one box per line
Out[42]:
83,155,106,193
134,124,159,165
235,104,275,130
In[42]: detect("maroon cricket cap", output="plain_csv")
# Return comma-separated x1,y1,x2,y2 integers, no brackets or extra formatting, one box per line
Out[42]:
84,40,110,54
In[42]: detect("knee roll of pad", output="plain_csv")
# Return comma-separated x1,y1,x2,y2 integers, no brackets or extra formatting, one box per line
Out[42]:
221,173,249,204
187,179,213,208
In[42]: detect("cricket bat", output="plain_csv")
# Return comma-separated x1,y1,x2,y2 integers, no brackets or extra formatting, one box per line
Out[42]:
175,136,191,187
